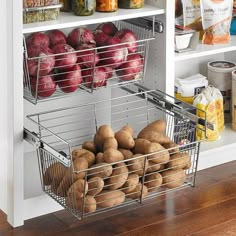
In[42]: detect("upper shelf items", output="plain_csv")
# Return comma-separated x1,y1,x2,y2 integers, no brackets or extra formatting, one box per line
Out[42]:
23,4,165,34
175,36,236,62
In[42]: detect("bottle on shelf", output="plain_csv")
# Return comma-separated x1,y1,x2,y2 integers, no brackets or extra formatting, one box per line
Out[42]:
96,0,118,12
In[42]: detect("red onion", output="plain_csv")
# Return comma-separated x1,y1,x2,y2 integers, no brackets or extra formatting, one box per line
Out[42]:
57,64,82,93
77,44,100,68
30,75,56,98
117,53,143,81
26,32,50,48
99,37,128,69
52,43,77,71
67,27,95,48
103,66,113,79
47,29,67,47
82,67,107,88
96,22,118,36
115,29,138,53
27,45,55,76
94,31,111,47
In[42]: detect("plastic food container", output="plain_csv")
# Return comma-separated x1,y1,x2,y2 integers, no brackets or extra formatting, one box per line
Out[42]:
208,61,236,123
23,0,62,24
175,33,193,51
118,0,144,9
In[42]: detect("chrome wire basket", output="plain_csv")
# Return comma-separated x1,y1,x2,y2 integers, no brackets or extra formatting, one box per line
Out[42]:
24,85,211,220
23,20,155,104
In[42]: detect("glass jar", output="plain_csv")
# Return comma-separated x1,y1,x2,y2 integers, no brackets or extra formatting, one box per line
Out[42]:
118,0,144,9
60,0,72,12
72,0,96,16
96,0,118,12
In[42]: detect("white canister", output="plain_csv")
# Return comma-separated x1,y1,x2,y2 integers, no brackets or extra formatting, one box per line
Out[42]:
232,70,236,131
208,61,236,123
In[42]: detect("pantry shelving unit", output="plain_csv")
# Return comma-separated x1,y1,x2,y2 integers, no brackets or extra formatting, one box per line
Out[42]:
2,0,235,228
2,0,175,227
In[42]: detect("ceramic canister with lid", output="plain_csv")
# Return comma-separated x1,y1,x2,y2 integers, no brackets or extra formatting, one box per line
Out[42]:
231,70,236,131
208,61,236,123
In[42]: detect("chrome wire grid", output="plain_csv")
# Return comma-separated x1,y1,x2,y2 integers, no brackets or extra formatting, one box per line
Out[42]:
23,20,155,104
27,86,203,220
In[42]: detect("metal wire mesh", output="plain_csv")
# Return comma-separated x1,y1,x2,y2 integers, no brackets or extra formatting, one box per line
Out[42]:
23,20,155,104
27,87,203,220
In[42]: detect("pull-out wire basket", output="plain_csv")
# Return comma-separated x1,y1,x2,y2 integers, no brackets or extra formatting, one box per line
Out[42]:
24,85,210,220
23,19,155,104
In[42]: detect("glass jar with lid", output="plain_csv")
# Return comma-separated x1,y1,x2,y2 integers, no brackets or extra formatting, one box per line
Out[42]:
118,0,144,9
96,0,118,12
72,0,96,16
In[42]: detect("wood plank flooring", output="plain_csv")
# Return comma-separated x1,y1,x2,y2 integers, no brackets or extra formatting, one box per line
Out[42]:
1,161,236,236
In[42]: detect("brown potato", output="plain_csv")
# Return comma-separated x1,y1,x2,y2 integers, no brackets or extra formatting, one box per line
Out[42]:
162,169,186,188
121,125,134,136
145,173,163,191
122,174,139,194
146,161,161,173
72,149,95,167
43,162,66,186
118,148,133,160
127,183,148,199
162,141,180,155
127,154,149,176
88,163,113,179
73,157,89,179
138,120,167,135
138,130,171,145
82,141,97,154
106,163,129,190
103,148,124,163
67,179,88,199
166,152,191,170
144,143,170,164
103,137,118,151
95,190,125,208
95,152,104,163
115,130,135,149
88,177,104,196
133,138,151,154
72,148,88,161
66,195,96,213
94,125,114,151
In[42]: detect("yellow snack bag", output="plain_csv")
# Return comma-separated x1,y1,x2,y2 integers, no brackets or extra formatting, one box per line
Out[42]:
193,86,221,141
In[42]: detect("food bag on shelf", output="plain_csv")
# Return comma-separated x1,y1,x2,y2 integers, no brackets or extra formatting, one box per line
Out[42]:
193,86,224,141
175,73,208,104
200,0,233,44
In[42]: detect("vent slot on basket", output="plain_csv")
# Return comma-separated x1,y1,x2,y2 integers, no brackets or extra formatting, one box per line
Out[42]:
23,19,156,104
25,85,206,220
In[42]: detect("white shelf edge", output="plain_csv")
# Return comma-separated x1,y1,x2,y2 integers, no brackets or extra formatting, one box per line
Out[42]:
23,5,165,34
175,36,236,62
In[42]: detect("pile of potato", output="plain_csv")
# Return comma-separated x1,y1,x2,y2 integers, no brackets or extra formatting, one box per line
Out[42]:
43,119,192,214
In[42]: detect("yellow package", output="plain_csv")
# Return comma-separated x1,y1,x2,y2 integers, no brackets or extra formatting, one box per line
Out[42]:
193,86,220,141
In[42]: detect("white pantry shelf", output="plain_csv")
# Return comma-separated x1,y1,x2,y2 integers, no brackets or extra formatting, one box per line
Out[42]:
175,36,236,62
200,123,236,154
23,5,165,34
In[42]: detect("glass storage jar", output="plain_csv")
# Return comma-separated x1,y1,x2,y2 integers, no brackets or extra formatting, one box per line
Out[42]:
118,0,144,9
96,0,118,12
60,0,72,11
72,0,96,16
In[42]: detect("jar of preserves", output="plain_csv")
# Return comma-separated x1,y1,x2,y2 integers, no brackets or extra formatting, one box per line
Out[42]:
60,0,72,11
96,0,118,12
72,0,96,16
118,0,144,9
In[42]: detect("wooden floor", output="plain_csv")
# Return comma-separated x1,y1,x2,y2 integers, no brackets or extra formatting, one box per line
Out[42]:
1,161,236,236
